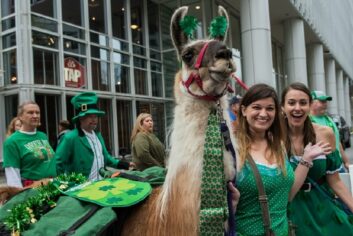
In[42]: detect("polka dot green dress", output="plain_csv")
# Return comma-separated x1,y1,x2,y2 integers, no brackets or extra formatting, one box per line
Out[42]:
236,160,294,236
288,150,353,235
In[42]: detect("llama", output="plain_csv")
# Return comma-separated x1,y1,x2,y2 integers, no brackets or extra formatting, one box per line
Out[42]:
120,6,237,236
0,6,238,236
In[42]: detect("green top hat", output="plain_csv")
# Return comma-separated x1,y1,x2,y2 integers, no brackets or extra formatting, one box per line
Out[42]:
311,90,332,101
71,92,105,122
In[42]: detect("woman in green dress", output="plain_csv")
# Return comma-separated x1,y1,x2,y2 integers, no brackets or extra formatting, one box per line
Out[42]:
281,82,353,235
235,84,330,235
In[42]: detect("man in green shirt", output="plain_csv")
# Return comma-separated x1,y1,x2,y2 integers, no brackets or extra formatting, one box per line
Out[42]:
3,101,56,187
310,90,350,170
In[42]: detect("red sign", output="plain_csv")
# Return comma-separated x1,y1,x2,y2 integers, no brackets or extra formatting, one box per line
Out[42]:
64,57,85,88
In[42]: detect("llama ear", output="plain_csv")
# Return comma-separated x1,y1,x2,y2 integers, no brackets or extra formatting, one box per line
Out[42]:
209,6,229,42
170,6,189,58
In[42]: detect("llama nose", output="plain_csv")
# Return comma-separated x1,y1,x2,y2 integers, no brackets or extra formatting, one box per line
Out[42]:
215,48,232,59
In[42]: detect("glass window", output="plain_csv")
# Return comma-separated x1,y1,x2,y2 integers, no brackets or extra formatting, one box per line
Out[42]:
229,14,241,51
32,31,58,49
2,16,15,31
130,0,144,45
5,94,18,125
31,14,57,32
2,32,16,49
151,72,163,97
113,52,129,65
91,59,110,91
90,32,109,47
91,46,109,60
88,0,106,33
150,49,161,60
162,50,178,98
133,57,147,69
62,0,83,26
151,61,162,72
63,24,85,39
31,0,55,18
112,38,129,52
147,0,160,50
33,49,59,85
97,98,113,153
111,0,127,40
136,101,165,143
114,64,130,93
3,49,17,85
63,39,86,55
134,69,148,95
132,44,146,56
1,0,15,17
116,99,133,154
35,93,60,147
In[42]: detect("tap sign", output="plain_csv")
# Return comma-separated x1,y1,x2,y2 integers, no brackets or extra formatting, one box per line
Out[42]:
64,57,85,88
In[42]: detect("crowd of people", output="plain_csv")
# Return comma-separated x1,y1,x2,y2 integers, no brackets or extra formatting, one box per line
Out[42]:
2,83,353,234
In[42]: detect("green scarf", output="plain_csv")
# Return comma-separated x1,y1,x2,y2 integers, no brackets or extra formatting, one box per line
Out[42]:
199,112,228,235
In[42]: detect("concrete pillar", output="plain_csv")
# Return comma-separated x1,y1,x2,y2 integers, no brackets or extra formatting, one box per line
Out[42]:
344,77,352,126
307,44,325,91
15,1,33,85
240,0,274,88
325,59,338,114
336,70,345,117
284,18,308,85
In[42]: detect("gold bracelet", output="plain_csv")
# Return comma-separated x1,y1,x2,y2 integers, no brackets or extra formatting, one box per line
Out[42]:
299,158,313,168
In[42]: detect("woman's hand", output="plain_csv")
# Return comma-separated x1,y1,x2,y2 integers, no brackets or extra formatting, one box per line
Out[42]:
302,141,331,162
228,182,240,212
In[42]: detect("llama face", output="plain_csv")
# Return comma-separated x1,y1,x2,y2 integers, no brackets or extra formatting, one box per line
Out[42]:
171,6,236,100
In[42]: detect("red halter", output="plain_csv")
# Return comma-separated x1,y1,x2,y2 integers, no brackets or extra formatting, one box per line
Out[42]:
181,42,233,101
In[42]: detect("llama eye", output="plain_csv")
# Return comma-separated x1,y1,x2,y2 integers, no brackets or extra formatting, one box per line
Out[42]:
182,50,194,63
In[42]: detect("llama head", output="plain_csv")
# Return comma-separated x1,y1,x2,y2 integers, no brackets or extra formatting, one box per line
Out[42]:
170,6,236,101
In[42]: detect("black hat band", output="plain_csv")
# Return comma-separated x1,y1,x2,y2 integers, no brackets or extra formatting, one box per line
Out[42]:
76,104,98,113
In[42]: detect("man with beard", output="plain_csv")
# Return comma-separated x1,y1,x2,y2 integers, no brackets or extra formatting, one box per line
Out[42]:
55,92,132,180
310,90,350,171
3,101,56,187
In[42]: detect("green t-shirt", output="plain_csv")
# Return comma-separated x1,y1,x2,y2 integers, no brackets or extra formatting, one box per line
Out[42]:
310,115,342,159
3,131,57,180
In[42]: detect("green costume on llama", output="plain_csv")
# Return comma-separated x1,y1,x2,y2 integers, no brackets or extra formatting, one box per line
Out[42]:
236,159,294,235
288,150,353,235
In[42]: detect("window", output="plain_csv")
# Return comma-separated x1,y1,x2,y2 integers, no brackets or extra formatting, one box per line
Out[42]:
1,0,15,17
5,94,18,125
116,99,133,154
88,0,106,33
136,101,165,143
33,49,59,85
32,31,58,49
3,49,17,85
62,0,83,26
162,50,178,98
97,98,113,153
31,0,55,18
91,60,110,91
130,0,144,45
113,52,130,93
35,93,60,148
111,0,127,40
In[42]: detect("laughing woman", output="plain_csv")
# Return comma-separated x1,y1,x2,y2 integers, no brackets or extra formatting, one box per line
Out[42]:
281,82,353,235
235,84,329,236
